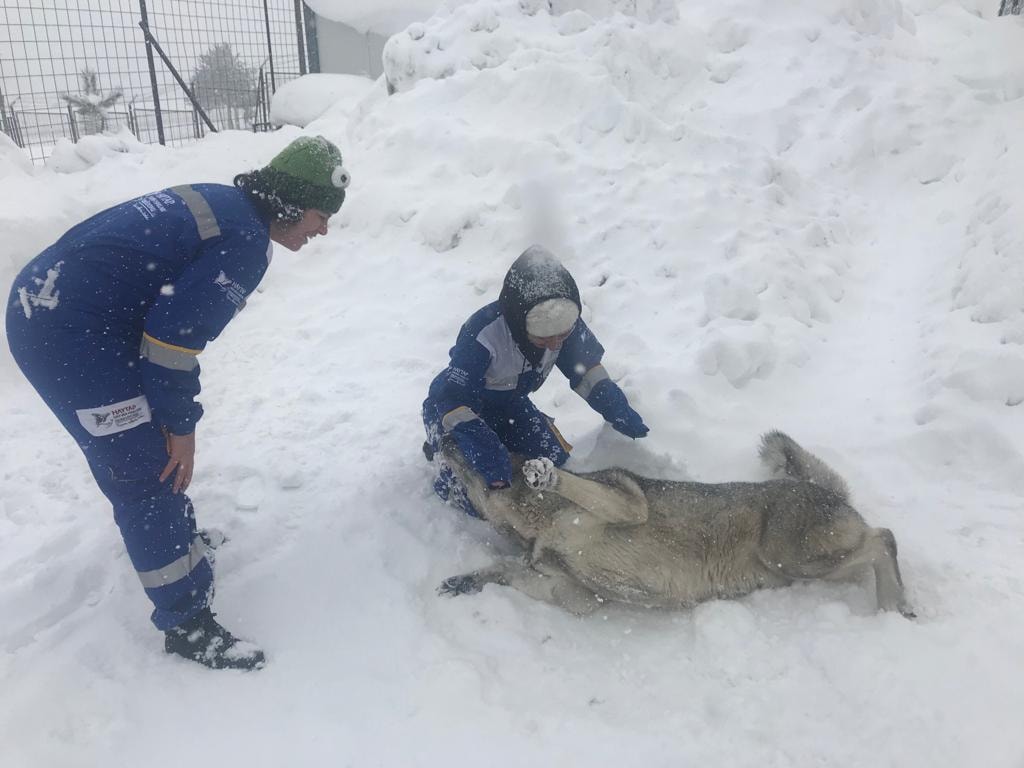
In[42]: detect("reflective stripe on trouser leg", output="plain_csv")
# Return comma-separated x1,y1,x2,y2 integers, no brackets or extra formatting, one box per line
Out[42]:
137,535,209,589
6,292,213,631
113,492,214,631
82,432,213,631
75,412,213,631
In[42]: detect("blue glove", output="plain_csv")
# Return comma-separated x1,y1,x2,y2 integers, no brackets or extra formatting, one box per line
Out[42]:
587,379,649,439
450,418,513,487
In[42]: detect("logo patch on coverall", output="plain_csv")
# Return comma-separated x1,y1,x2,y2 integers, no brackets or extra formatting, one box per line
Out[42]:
76,395,152,437
213,271,246,308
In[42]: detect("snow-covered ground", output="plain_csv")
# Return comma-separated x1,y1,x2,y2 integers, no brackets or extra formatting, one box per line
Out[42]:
2,1,1023,765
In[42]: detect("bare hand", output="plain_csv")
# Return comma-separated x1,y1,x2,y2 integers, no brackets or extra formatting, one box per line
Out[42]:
159,430,195,494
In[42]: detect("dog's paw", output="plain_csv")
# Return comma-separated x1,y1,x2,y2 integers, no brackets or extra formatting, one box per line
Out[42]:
438,574,484,597
523,457,557,491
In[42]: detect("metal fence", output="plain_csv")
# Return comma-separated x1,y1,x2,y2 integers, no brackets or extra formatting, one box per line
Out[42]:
0,0,314,164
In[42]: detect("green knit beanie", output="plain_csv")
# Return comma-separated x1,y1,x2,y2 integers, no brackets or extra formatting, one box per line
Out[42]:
259,135,350,215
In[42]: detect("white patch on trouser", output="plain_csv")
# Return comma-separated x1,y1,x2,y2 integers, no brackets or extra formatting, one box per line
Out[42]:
18,260,64,319
76,394,152,437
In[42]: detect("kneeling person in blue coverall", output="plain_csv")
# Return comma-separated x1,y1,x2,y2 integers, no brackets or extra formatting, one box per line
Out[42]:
423,245,648,516
6,136,350,670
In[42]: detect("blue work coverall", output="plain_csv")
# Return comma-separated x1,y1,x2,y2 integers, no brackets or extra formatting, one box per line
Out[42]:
423,302,621,513
6,184,271,630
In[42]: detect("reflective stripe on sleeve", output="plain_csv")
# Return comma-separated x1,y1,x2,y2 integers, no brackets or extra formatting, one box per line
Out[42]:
441,405,481,432
136,536,209,589
573,363,610,399
170,184,222,240
140,333,200,371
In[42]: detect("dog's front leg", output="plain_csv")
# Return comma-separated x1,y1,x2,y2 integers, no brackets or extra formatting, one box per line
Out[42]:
438,567,510,596
438,557,601,616
523,459,649,525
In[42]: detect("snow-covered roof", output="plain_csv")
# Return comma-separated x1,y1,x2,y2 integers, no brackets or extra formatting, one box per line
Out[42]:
304,0,449,34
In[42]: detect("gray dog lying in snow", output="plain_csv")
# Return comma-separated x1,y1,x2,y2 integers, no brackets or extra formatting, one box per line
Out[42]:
438,431,914,618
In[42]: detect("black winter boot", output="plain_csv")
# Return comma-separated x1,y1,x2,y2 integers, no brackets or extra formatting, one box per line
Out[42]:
164,608,265,670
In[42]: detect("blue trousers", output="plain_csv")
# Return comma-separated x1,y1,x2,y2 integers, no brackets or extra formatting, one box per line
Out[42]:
6,297,212,631
422,395,571,517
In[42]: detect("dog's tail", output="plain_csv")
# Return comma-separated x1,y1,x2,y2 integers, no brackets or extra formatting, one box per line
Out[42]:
758,430,850,502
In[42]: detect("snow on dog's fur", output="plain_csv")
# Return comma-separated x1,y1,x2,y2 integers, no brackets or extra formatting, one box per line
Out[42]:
438,431,913,617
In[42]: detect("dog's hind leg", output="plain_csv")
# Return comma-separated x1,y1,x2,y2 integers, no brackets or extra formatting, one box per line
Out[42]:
785,525,914,618
439,557,601,616
858,528,914,618
528,556,603,615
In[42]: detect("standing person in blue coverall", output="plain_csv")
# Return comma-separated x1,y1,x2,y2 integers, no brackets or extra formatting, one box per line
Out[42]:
423,245,649,516
5,135,350,670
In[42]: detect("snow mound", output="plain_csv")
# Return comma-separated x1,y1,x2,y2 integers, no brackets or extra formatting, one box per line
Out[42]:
955,191,1022,325
902,10,1024,408
824,0,916,37
357,0,860,389
0,131,33,178
270,73,377,128
931,177,1024,407
45,128,148,174
382,0,680,94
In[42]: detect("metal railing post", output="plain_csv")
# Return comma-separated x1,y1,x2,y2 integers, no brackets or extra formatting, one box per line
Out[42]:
255,67,266,128
66,104,80,142
137,21,218,133
127,103,139,139
294,0,307,75
303,3,320,73
0,92,12,143
138,0,165,145
263,0,277,92
8,104,24,147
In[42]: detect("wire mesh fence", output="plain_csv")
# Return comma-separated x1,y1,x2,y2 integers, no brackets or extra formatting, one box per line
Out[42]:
0,0,312,164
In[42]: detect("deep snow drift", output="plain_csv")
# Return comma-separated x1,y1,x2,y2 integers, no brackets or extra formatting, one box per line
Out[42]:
2,1,1023,766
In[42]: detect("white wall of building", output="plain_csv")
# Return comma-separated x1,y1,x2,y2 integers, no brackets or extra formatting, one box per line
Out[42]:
312,16,387,79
